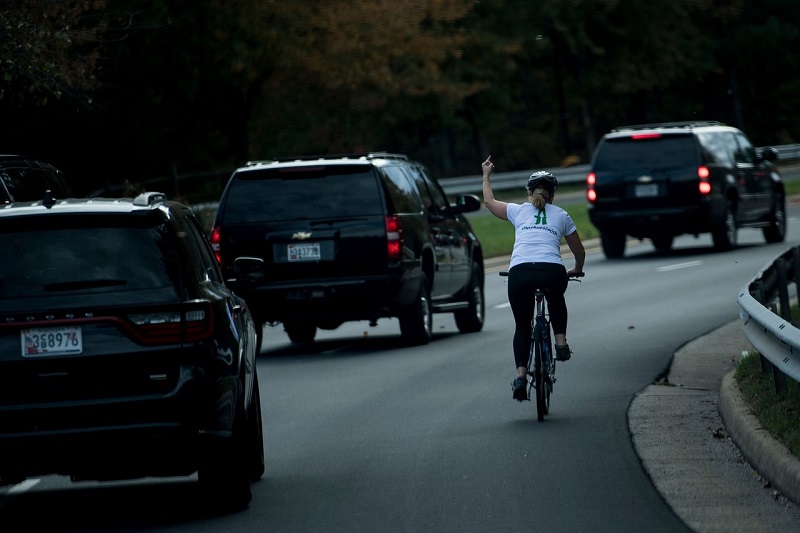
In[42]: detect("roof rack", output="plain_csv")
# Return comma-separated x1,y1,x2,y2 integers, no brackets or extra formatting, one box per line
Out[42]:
248,152,409,165
611,121,724,132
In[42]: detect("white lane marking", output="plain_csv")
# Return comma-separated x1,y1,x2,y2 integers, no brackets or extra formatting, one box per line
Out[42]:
7,479,40,494
494,303,511,309
657,260,703,272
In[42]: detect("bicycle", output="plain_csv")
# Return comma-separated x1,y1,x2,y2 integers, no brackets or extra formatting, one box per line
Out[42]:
500,270,584,421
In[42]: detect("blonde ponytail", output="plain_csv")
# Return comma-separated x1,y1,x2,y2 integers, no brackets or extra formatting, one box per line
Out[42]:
528,187,550,209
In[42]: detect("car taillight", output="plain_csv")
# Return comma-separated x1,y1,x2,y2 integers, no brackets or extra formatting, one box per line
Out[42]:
386,216,403,261
698,166,711,195
586,172,597,204
126,301,214,345
209,226,222,264
631,133,662,140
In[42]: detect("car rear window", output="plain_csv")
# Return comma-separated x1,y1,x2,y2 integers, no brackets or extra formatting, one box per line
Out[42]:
0,216,179,302
593,134,699,171
222,165,384,223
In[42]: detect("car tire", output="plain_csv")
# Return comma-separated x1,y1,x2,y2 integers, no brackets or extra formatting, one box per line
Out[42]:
454,262,484,334
399,273,432,345
713,200,737,251
651,235,674,253
248,375,265,482
600,231,626,258
284,322,316,344
763,195,786,244
198,383,252,511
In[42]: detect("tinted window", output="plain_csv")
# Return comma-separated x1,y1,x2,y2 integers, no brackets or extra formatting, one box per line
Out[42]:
734,133,756,164
406,166,449,212
223,165,384,223
594,135,699,170
382,166,424,213
0,216,179,302
697,132,734,166
0,163,70,202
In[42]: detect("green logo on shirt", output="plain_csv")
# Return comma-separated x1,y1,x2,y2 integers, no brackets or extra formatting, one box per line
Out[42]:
534,208,548,225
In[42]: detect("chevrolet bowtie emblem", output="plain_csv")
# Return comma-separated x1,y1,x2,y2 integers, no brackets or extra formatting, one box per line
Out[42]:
292,231,312,240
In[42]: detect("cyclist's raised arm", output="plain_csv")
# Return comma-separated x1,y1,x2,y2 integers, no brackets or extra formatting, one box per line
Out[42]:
565,230,585,276
482,155,508,221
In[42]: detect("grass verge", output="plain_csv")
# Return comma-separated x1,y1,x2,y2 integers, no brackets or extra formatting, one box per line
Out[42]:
734,352,800,458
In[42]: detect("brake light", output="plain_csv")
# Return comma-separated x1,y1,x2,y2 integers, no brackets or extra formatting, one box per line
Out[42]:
386,216,403,261
209,226,222,264
631,133,662,140
586,172,597,204
698,166,711,195
126,301,214,345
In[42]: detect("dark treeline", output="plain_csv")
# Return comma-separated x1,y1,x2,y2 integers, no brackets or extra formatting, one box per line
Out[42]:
1,0,798,200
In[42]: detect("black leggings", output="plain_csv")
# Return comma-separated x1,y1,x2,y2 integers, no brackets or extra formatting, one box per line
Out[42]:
507,262,569,369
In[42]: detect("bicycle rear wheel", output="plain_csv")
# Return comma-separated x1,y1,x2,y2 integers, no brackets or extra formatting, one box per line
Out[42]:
533,324,548,421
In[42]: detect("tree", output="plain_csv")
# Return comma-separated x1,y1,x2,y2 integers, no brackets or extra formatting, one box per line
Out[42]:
0,0,108,107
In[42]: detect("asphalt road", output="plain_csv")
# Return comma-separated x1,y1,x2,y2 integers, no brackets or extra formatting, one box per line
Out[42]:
2,200,800,532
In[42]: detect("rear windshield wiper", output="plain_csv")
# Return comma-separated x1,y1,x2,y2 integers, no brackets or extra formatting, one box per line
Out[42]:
43,279,128,292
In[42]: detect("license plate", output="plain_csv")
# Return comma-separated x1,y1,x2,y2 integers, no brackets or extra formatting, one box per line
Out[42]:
21,326,83,357
288,243,321,262
635,183,658,198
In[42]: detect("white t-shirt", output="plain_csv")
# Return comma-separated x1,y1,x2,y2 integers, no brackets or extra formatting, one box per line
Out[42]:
506,202,577,269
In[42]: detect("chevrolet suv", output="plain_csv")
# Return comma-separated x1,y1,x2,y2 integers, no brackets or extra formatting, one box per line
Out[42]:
586,121,785,258
210,152,485,345
0,192,263,509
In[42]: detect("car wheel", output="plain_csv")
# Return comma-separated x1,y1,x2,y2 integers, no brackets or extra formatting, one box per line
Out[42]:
284,322,316,343
198,384,252,511
763,195,786,244
713,200,737,251
399,273,432,345
651,235,674,253
248,375,265,482
454,262,484,334
600,231,626,258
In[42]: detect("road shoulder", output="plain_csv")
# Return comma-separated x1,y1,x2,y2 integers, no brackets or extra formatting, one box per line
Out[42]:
628,320,800,532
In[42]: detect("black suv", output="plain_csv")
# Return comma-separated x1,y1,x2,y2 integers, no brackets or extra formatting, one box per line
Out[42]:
0,192,263,509
210,152,484,345
585,121,785,258
0,155,72,203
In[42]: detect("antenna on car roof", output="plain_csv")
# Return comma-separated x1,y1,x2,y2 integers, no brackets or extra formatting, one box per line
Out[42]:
133,192,167,206
41,190,56,208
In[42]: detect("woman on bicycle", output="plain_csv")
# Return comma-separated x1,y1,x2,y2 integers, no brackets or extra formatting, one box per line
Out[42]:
481,155,586,401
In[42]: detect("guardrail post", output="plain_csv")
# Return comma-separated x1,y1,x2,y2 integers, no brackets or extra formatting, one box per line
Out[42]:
773,365,788,393
776,258,791,321
793,247,800,310
750,280,764,304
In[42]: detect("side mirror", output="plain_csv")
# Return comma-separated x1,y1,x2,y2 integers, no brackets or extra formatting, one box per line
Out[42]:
454,194,481,213
760,147,779,162
234,256,265,284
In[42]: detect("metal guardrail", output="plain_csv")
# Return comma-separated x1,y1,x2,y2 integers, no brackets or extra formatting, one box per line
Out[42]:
440,143,800,196
738,245,800,390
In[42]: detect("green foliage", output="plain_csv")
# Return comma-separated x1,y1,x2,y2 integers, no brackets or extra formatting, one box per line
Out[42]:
0,0,108,106
735,352,800,458
1,0,799,197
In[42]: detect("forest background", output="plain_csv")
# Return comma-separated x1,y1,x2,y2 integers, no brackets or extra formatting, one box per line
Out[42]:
1,0,798,201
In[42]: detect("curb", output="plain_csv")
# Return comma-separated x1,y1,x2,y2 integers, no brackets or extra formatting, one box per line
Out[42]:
719,371,800,505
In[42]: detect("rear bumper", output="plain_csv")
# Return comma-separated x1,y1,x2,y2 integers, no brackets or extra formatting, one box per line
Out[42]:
233,273,419,324
0,365,239,482
589,198,726,238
